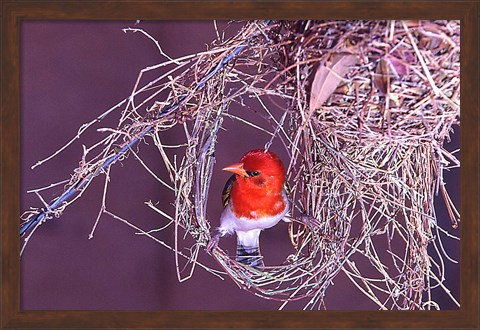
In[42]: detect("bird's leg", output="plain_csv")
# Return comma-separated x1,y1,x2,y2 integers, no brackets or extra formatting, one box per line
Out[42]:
206,234,220,254
206,228,226,254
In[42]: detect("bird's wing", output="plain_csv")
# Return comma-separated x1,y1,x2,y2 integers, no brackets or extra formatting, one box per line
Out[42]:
222,174,236,208
284,180,292,197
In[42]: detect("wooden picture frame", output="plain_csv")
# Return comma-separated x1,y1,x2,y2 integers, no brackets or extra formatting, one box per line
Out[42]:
1,1,478,328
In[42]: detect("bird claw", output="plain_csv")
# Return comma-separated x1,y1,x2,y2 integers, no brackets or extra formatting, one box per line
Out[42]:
206,233,220,255
300,214,321,228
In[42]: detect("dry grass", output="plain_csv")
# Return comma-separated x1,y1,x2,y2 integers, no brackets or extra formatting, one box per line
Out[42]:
22,20,460,310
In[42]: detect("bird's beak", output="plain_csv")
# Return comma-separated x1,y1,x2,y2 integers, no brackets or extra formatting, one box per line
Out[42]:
222,162,248,177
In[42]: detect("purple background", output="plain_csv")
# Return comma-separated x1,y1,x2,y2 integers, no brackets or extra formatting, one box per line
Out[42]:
20,21,460,310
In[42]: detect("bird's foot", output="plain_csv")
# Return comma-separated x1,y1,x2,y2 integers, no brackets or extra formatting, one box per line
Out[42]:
206,233,221,255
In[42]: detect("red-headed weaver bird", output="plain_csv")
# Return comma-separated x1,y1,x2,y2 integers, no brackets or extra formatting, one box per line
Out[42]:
208,149,290,268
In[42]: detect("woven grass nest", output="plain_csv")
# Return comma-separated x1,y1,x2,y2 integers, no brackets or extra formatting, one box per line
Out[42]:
22,20,460,310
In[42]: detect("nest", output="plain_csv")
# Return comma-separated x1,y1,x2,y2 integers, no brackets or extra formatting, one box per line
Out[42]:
22,20,460,310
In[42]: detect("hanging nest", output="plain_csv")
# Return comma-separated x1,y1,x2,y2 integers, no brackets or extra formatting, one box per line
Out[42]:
151,20,460,309
22,20,460,310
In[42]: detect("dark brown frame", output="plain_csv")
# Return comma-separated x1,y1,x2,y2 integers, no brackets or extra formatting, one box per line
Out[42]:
1,1,478,329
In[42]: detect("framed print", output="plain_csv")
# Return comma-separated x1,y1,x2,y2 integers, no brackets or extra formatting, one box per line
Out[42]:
1,1,478,329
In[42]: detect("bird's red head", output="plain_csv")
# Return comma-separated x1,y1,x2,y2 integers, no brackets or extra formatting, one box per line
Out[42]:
222,149,285,194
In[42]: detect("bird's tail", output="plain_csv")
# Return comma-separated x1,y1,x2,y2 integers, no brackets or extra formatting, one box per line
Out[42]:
236,244,264,268
236,229,264,268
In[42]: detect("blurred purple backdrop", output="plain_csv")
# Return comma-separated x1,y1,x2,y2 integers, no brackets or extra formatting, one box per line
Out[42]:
20,21,460,310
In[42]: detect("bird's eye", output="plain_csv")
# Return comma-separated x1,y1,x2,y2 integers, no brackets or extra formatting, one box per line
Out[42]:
246,171,260,177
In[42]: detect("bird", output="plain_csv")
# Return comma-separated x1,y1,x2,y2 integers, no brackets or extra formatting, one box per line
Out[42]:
208,149,290,268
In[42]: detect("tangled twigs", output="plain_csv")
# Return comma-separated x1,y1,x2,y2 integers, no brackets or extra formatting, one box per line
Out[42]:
22,20,459,310
168,20,459,310
20,21,274,240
